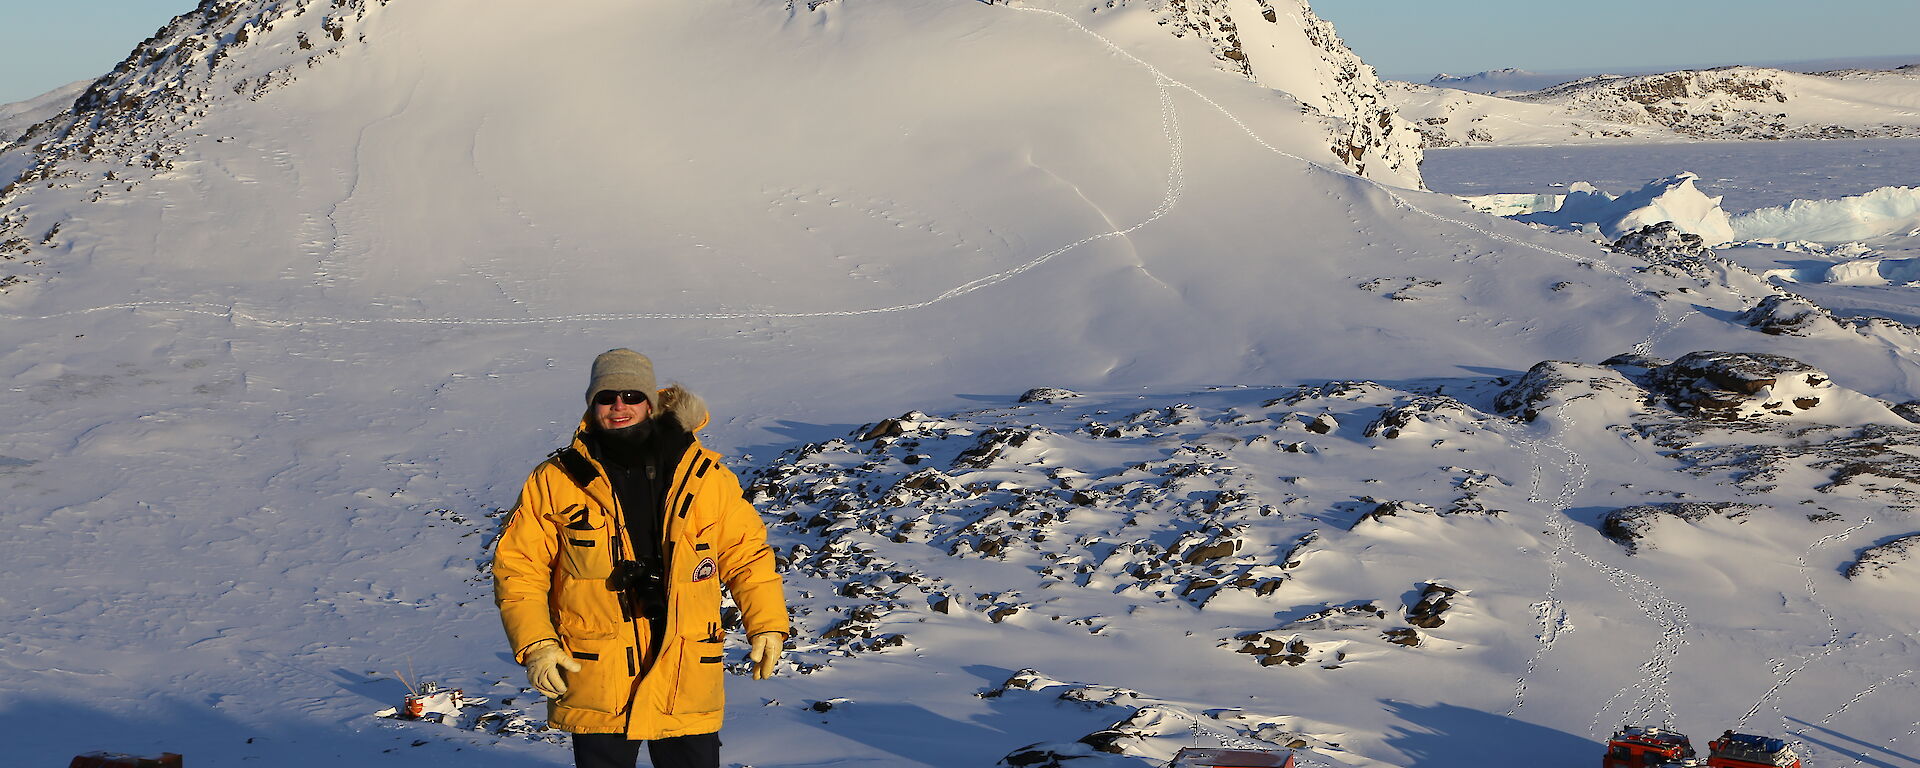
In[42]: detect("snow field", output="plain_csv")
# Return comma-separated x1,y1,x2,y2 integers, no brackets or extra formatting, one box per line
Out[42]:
3,0,1920,766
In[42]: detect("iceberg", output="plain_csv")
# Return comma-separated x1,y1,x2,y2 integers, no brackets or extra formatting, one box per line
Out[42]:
1732,186,1920,244
1514,173,1736,246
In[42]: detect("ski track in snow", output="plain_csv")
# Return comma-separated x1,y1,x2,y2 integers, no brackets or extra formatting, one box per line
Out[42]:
7,3,1699,354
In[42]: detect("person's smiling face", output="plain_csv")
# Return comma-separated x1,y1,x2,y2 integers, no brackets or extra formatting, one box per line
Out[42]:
592,390,652,431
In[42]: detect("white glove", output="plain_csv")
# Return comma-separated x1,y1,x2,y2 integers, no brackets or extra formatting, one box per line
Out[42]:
523,640,582,698
750,632,787,680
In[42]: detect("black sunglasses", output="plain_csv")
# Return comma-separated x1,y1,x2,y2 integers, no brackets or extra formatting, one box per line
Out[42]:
593,390,648,406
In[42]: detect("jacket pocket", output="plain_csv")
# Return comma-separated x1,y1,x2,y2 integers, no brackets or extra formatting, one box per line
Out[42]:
556,632,632,715
668,640,727,715
551,505,614,580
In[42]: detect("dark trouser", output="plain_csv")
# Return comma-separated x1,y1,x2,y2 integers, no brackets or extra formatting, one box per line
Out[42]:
573,732,720,768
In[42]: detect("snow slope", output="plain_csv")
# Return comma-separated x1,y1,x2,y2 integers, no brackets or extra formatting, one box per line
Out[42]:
2,0,1919,766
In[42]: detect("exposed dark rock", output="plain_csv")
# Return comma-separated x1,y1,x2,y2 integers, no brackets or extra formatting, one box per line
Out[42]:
1078,729,1136,754
1383,628,1421,647
1284,602,1387,629
1611,221,1708,260
1352,499,1438,528
1019,388,1083,403
1493,360,1642,422
1844,534,1920,580
1305,414,1338,434
1405,583,1458,629
1002,744,1089,767
892,468,955,493
861,418,906,441
954,427,1035,469
1669,424,1920,500
1893,401,1920,425
1184,538,1240,564
1737,295,1836,337
1603,352,1672,374
1648,351,1825,415
1279,532,1319,569
1234,633,1311,667
1601,502,1763,552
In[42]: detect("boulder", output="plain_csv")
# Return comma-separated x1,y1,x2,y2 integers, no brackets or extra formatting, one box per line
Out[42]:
1648,351,1828,417
1736,295,1836,337
1610,220,1709,259
1404,583,1458,629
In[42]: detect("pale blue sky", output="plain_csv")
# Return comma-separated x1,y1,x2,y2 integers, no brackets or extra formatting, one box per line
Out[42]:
1316,0,1920,80
2,1,1917,104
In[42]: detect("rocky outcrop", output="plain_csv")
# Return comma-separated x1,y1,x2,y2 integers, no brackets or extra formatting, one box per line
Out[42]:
1492,360,1645,423
1403,583,1457,628
1157,0,1422,187
1648,351,1829,417
1736,295,1838,337
1844,534,1920,580
1514,66,1920,141
1601,502,1762,553
1018,387,1082,403
1396,65,1920,146
1611,221,1709,261
0,0,392,290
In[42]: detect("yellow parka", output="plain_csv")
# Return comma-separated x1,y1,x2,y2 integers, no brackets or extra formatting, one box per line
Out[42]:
493,386,788,738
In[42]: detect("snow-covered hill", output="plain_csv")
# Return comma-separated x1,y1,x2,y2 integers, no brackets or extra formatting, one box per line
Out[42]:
3,1,1919,766
1395,65,1920,147
0,79,89,151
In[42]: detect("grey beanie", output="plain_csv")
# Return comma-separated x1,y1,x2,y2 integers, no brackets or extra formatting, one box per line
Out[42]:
586,348,657,407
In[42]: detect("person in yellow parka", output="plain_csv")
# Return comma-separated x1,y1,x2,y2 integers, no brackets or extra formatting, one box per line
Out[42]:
494,348,790,768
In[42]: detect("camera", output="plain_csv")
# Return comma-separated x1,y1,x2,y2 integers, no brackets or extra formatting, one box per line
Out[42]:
611,559,667,620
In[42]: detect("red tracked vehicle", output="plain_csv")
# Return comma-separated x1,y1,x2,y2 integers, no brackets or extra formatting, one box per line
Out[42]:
1604,728,1804,768
1707,731,1803,768
1605,727,1699,768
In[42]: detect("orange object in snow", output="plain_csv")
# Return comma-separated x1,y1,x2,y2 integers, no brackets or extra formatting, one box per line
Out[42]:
1605,727,1699,768
68,752,184,768
1169,747,1297,768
